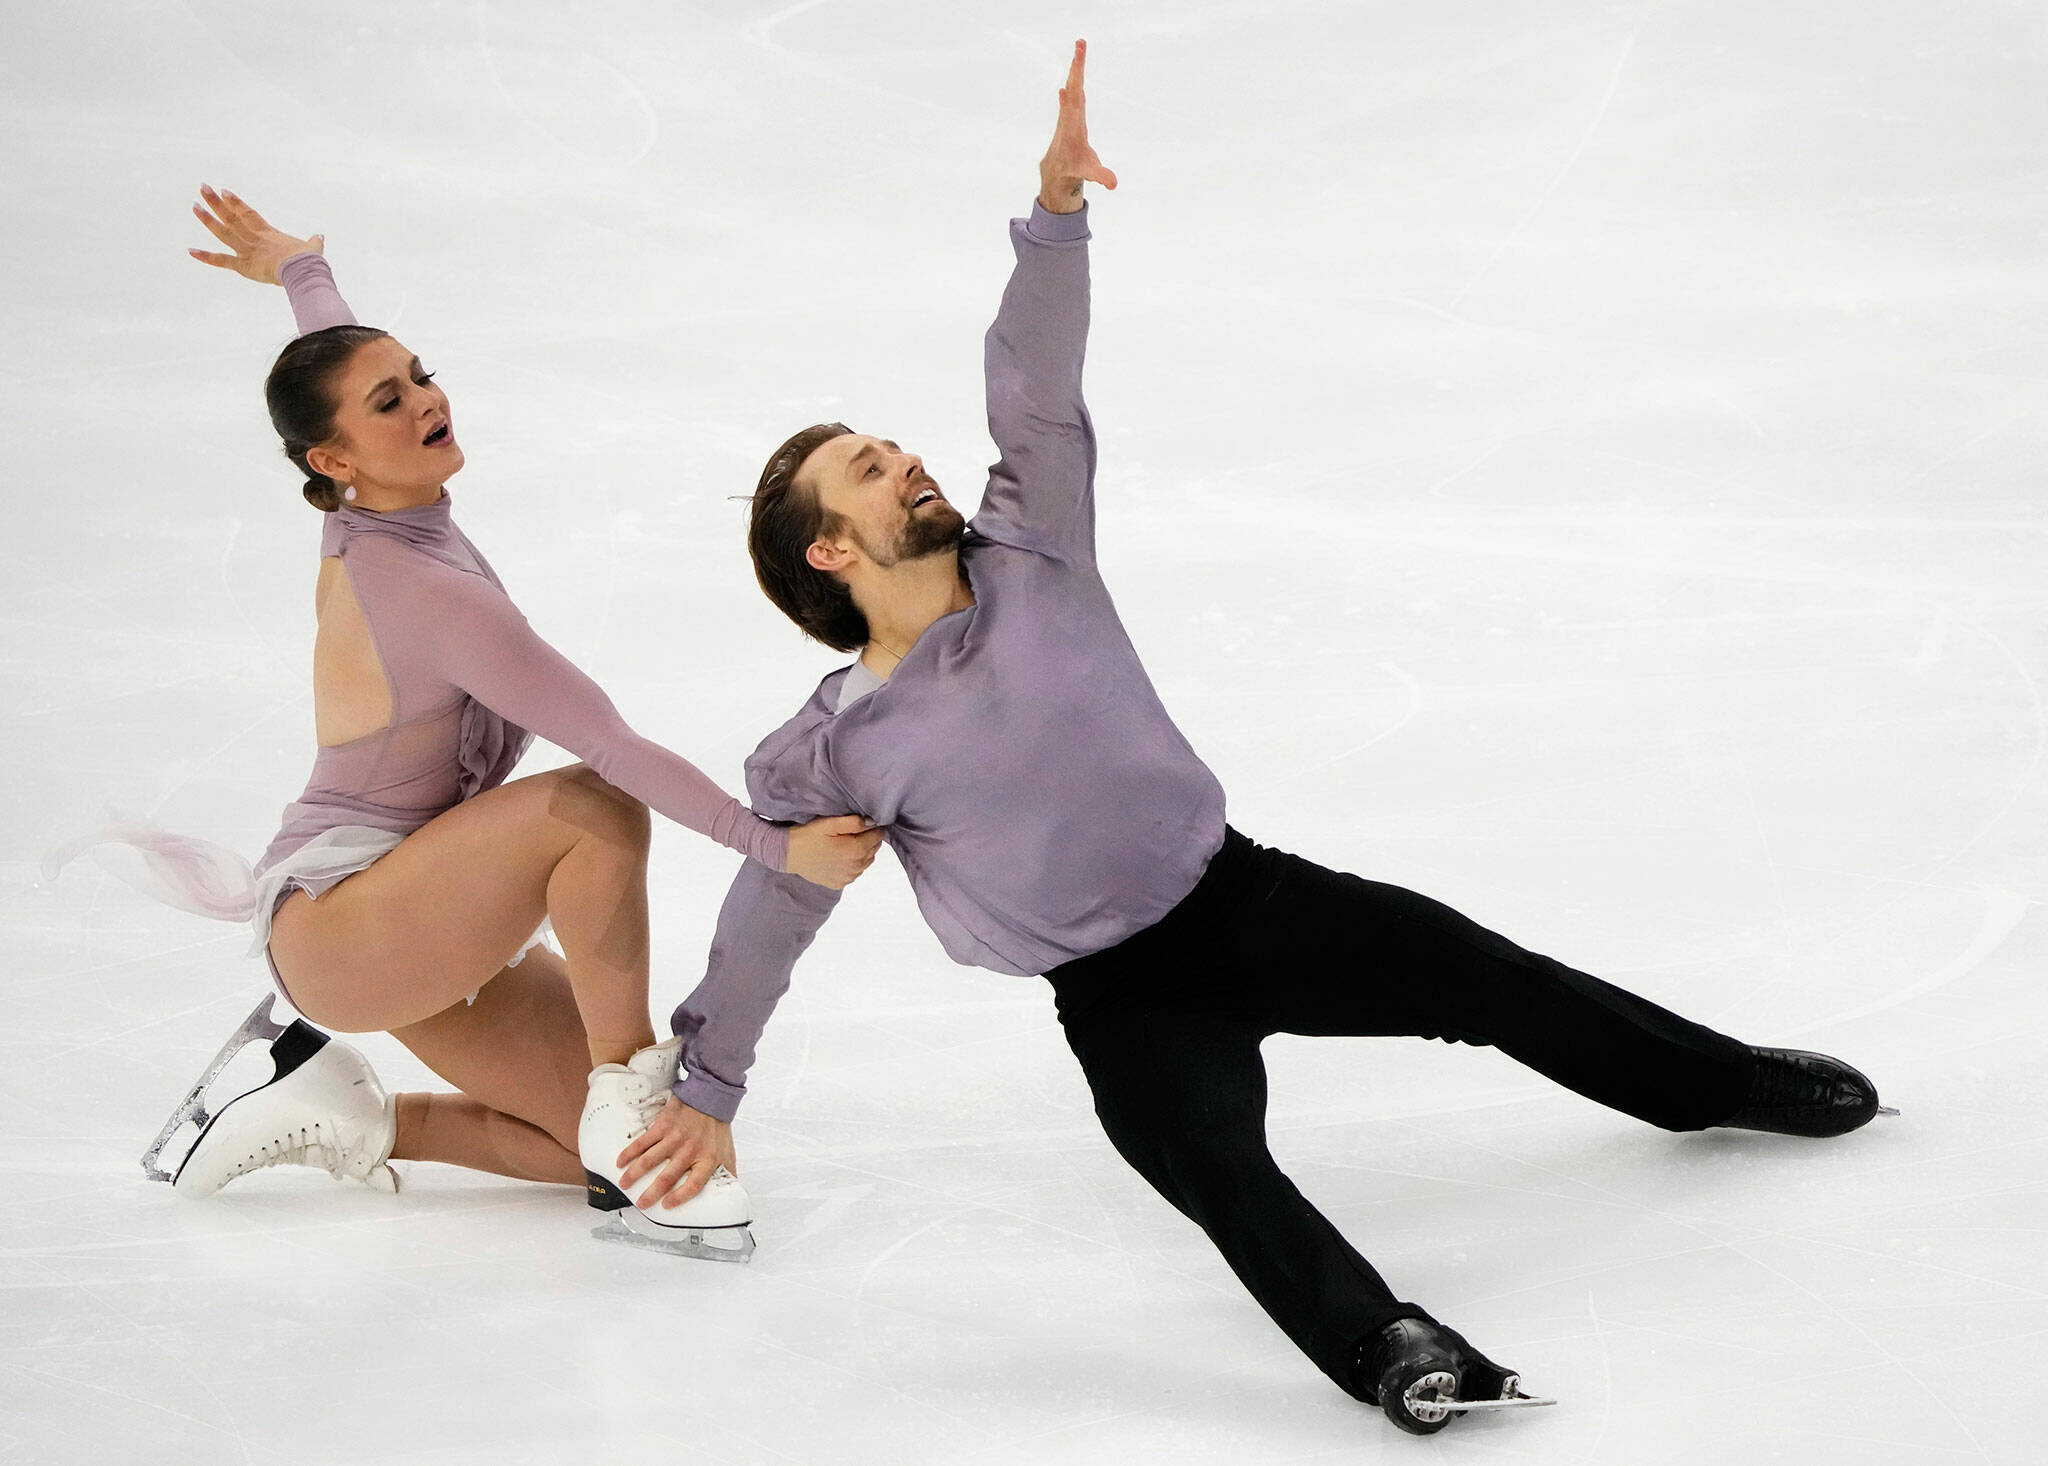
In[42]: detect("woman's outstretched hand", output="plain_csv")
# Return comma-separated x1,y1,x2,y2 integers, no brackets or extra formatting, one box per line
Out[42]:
784,812,884,889
1039,39,1117,216
188,184,323,285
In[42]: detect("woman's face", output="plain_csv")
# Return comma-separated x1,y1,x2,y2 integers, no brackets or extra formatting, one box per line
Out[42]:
307,336,462,498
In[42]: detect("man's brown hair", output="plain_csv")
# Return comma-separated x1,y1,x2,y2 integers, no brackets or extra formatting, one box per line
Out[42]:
747,422,870,652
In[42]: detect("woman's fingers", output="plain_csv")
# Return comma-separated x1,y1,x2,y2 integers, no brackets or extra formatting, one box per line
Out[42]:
220,188,277,234
203,183,262,232
197,186,249,240
187,248,236,270
191,203,241,249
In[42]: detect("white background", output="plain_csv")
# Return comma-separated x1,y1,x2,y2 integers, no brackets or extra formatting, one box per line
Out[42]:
3,2,2043,1462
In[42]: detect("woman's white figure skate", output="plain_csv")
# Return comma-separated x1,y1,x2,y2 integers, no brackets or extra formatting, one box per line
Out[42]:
157,994,400,1195
579,1036,755,1264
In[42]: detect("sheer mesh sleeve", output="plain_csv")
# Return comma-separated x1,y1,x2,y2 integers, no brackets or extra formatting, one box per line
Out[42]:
350,541,789,871
279,253,358,335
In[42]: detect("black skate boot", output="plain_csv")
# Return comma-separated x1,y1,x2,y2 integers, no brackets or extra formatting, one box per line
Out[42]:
1359,1318,1553,1435
1721,1047,1887,1137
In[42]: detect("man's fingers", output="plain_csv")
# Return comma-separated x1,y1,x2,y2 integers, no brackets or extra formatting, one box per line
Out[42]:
618,1148,657,1190
636,1156,692,1208
1065,38,1086,94
658,1157,717,1210
615,1124,660,1172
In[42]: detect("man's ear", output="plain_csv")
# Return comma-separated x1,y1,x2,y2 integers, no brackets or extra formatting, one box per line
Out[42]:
806,536,853,574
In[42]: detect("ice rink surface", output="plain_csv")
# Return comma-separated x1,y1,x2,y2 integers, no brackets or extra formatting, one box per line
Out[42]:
4,2,2045,1461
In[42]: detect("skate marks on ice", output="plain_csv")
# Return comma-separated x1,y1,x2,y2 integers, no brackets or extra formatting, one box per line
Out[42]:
1781,884,2029,1038
6,1,2048,1462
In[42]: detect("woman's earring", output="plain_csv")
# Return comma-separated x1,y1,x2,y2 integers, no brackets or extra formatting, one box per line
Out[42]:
342,484,357,502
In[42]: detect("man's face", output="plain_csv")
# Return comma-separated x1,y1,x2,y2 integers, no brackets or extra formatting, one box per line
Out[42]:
802,433,965,569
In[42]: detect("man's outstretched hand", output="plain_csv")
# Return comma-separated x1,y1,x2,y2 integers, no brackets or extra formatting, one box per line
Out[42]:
617,1094,738,1211
1039,39,1117,215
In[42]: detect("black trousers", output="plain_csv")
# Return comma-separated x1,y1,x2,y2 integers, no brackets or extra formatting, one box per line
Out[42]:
1043,827,1756,1400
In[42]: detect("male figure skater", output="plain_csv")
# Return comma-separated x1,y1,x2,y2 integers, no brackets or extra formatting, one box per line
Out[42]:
613,43,1884,1434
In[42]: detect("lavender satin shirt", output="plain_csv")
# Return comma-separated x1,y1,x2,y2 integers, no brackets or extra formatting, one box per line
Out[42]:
671,204,1228,1120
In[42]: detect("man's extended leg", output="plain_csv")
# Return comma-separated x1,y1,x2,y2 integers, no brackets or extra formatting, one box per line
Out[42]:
1218,834,1758,1130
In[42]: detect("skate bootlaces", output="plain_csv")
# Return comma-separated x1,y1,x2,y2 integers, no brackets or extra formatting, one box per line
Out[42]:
231,1122,348,1182
614,1075,667,1127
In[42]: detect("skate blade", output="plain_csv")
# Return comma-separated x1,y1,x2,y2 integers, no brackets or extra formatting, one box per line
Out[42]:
1425,1392,1557,1413
1404,1372,1555,1423
143,995,291,1183
1877,1106,1901,1117
589,1215,755,1264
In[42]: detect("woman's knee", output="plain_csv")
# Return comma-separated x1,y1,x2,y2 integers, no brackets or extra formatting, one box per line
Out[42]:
545,765,651,853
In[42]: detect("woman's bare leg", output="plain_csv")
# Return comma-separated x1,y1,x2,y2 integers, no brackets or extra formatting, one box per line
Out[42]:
268,763,658,1068
384,946,591,1185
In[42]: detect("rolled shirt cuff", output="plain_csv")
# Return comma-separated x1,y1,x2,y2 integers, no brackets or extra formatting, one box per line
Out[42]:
673,1069,743,1123
1024,199,1091,244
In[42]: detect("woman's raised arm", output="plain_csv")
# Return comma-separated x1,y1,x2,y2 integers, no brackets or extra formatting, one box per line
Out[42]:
189,185,353,334
189,184,322,284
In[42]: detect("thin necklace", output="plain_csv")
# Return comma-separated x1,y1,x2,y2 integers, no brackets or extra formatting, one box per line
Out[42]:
869,636,909,666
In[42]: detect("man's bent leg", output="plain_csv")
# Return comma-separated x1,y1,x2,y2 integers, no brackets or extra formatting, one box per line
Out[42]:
1051,988,1426,1400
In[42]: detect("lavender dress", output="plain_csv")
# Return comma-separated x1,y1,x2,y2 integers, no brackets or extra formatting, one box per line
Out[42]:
47,254,789,998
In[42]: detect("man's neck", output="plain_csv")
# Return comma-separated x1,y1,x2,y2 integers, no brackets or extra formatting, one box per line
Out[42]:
856,550,975,678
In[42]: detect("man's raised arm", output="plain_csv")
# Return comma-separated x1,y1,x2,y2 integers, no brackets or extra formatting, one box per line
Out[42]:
975,40,1118,565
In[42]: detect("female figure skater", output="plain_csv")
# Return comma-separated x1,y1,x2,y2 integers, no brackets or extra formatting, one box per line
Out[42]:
98,188,882,1251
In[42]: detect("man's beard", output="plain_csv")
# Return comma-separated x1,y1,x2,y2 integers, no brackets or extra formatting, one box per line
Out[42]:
857,498,967,567
899,500,967,559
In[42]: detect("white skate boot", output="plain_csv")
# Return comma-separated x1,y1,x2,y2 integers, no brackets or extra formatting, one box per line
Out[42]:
579,1036,755,1263
168,1004,399,1197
